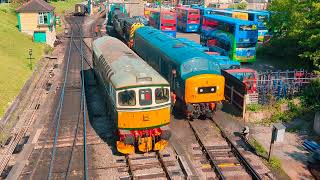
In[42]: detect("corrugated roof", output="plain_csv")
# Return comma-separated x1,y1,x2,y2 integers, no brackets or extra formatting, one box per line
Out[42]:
16,0,55,13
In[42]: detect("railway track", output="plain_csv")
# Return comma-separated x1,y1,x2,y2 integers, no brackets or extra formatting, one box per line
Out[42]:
9,15,98,179
115,145,186,180
188,119,270,179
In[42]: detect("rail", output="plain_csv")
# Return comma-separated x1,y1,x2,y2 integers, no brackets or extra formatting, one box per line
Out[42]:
187,120,226,180
211,119,262,180
47,27,74,180
79,22,89,180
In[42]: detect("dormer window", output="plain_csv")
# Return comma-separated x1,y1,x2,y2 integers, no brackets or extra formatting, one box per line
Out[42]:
39,12,48,24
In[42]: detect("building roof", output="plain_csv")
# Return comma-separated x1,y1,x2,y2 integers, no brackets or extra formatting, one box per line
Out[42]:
16,0,55,13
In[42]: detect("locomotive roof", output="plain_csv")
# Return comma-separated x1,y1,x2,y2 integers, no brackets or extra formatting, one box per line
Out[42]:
135,26,221,77
92,36,169,89
204,14,256,25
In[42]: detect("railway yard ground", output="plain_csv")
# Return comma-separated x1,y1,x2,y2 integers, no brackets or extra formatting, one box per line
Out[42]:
0,2,319,180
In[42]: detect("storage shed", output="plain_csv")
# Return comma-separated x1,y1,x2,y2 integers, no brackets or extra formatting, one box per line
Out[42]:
16,0,56,46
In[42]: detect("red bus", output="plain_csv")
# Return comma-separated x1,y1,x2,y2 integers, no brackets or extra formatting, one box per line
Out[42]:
176,7,200,32
149,10,177,37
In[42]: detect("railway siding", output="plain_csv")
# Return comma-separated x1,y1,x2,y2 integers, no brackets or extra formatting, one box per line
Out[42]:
189,119,271,179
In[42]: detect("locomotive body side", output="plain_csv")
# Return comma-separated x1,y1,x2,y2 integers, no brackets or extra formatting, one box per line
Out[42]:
133,27,225,119
92,36,171,154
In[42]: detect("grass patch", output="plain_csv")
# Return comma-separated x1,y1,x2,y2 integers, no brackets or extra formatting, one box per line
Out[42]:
50,0,83,15
247,103,263,112
0,4,46,119
249,138,289,178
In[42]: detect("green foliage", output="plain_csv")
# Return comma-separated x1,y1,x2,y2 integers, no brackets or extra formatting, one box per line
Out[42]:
247,103,263,112
251,138,266,157
301,78,320,111
249,138,284,171
269,156,282,169
267,0,320,70
228,1,247,10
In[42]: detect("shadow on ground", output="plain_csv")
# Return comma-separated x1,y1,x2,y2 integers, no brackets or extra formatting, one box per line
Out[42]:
83,69,119,155
221,101,242,117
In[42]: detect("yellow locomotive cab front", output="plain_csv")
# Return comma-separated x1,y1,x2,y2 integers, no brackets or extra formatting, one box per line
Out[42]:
185,74,225,104
117,106,170,129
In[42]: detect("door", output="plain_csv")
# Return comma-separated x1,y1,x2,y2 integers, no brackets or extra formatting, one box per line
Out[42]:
34,31,46,43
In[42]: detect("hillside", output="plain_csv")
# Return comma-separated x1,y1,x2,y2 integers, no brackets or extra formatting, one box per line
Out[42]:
0,4,46,119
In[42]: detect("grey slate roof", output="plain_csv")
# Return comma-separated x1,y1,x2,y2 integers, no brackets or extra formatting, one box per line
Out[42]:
16,0,55,13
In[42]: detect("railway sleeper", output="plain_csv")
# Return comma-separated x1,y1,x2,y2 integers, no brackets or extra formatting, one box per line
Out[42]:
220,169,251,179
133,171,166,179
130,163,161,171
215,158,240,164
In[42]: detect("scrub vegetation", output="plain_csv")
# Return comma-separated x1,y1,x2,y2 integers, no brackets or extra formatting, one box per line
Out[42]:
0,4,46,119
249,138,289,179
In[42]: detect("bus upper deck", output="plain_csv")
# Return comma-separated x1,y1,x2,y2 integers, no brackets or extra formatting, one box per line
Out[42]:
149,10,177,37
201,14,258,63
176,7,200,32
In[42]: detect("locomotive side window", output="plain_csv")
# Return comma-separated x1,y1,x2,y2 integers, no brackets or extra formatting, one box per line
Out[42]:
155,88,169,104
118,90,136,106
139,89,152,106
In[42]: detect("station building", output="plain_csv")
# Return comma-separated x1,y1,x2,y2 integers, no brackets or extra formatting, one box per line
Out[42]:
16,0,56,46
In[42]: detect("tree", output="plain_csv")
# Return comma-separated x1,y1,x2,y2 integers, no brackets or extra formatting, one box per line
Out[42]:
267,0,320,70
228,1,248,10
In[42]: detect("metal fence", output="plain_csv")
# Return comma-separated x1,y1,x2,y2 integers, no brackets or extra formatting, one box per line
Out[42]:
256,70,318,104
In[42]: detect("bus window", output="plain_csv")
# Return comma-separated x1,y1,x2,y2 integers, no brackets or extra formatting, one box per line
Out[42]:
139,89,152,106
189,10,199,15
162,14,175,20
239,25,256,31
118,90,136,106
257,15,268,22
162,23,175,27
155,88,170,104
248,13,255,21
188,17,199,21
236,43,256,48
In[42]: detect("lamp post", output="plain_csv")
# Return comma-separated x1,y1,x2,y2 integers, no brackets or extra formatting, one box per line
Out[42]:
28,48,33,70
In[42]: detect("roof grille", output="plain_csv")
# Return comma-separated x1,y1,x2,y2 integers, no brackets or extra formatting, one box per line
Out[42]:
136,73,152,83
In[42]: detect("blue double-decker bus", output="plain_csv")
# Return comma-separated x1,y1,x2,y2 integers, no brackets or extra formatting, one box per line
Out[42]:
227,9,270,43
200,14,258,63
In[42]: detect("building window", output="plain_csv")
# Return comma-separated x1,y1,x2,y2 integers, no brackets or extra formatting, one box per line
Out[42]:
39,12,48,24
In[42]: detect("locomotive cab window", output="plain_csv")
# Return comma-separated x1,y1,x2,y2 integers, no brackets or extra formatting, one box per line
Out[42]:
155,88,169,104
139,89,152,106
118,90,136,106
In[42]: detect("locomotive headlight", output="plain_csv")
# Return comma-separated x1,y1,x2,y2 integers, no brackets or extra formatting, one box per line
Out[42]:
211,88,214,92
200,89,203,93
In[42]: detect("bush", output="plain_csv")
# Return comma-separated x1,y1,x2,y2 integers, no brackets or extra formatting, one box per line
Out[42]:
301,78,320,111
